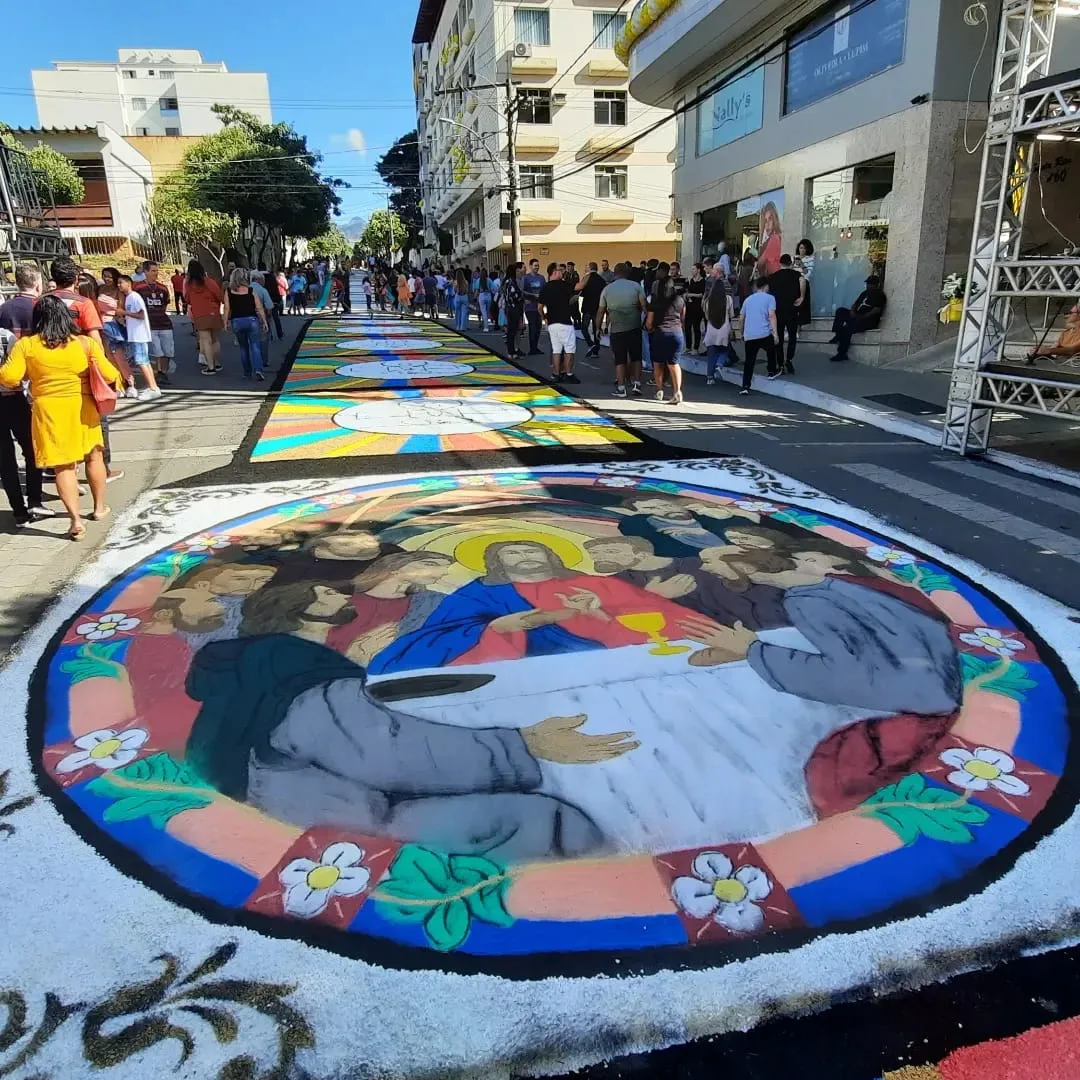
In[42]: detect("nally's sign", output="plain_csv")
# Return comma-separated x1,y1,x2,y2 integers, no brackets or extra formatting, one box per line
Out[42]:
697,65,765,156
784,0,909,114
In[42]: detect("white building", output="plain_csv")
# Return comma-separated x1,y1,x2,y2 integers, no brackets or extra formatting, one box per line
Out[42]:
413,0,678,267
32,49,271,138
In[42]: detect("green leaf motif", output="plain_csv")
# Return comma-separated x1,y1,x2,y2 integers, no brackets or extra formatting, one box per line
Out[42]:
86,753,212,828
144,551,208,579
887,562,919,584
771,509,825,528
960,654,1036,701
915,568,957,593
424,899,471,952
60,642,128,684
861,773,989,845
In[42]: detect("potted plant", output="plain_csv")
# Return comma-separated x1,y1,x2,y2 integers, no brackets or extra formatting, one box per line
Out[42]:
939,272,965,323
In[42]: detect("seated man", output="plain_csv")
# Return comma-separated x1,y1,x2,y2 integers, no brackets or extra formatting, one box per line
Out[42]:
830,275,886,362
1030,304,1080,360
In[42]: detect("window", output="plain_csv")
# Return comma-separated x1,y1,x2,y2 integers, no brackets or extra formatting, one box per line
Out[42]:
159,70,174,79
593,12,627,48
514,7,550,45
165,127,181,136
595,165,628,199
518,89,551,124
594,90,627,126
519,165,554,199
147,70,155,77
130,97,147,111
160,98,179,113
135,127,150,136
123,70,136,79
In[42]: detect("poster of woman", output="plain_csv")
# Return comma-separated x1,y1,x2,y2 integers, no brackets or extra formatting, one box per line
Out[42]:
756,196,783,277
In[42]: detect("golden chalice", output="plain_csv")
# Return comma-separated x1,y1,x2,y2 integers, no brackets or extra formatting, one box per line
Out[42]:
617,611,691,656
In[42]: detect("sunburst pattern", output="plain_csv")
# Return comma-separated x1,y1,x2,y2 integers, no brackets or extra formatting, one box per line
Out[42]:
252,385,639,461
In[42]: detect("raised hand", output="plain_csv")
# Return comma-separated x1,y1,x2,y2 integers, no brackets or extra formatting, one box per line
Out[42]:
645,573,696,599
554,588,608,618
521,714,639,764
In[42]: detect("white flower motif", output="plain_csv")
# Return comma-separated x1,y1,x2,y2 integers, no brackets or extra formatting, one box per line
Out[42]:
597,476,639,488
671,852,772,933
940,746,1031,796
958,626,1026,659
316,491,357,507
734,500,780,514
55,728,149,773
184,534,233,552
864,544,917,567
74,612,141,641
279,842,371,918
459,475,494,487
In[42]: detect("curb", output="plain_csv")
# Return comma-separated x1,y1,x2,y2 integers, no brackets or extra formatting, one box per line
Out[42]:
716,368,1080,492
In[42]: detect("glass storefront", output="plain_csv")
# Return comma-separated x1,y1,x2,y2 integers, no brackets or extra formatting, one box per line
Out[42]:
805,154,894,317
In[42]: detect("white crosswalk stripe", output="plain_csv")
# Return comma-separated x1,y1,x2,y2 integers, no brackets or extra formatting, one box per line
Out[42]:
836,463,1080,564
933,458,1080,517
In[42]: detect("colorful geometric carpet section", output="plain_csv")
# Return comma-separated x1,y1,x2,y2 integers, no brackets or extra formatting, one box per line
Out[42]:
252,315,639,461
884,1014,1080,1080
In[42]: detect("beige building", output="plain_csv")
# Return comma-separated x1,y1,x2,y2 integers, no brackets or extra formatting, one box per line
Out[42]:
32,49,271,138
412,0,678,266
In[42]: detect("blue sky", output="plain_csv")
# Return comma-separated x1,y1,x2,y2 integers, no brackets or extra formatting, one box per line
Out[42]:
0,9,419,227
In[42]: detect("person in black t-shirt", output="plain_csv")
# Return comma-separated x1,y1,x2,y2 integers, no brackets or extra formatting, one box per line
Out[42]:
766,254,807,372
577,262,607,357
564,261,581,330
830,275,887,362
538,263,578,383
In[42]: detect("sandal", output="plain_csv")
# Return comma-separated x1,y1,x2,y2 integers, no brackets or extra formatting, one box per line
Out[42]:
69,524,86,541
89,508,111,522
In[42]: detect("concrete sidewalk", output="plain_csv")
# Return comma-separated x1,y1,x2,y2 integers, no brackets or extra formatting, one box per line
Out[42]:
0,313,308,659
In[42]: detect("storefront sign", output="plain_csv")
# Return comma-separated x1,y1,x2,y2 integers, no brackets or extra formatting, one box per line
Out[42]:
697,66,764,156
784,0,909,114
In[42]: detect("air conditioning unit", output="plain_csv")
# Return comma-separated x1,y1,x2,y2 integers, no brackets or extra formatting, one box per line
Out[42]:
513,42,533,58
552,92,567,105
421,60,429,77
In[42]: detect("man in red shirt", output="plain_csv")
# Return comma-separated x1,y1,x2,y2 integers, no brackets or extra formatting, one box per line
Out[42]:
136,262,175,385
170,268,186,315
46,256,122,481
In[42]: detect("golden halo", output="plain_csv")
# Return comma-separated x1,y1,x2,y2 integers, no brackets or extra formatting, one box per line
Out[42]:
454,530,584,573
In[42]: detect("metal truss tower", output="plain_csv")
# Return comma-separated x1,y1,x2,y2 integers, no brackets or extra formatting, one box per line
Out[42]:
0,141,65,294
941,0,1080,454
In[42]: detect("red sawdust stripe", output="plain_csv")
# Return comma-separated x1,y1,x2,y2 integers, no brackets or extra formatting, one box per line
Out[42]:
939,1014,1080,1079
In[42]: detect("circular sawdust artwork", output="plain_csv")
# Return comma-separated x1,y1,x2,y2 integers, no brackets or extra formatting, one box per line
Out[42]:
332,398,531,435
33,471,1075,976
334,360,475,381
332,324,430,335
335,338,442,352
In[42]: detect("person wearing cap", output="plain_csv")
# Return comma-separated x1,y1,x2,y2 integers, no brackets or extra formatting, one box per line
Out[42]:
829,275,887,362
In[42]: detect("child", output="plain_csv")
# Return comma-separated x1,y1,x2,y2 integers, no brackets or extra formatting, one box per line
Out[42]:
363,278,374,314
117,275,162,401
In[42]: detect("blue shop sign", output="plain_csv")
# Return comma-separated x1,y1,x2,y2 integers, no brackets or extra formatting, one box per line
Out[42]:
784,0,909,114
697,65,765,156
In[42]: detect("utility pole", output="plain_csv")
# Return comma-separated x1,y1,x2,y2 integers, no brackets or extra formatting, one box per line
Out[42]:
385,190,395,266
504,75,521,264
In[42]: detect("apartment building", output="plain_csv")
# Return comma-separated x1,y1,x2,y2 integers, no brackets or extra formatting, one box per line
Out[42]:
618,0,1080,362
32,49,271,138
412,0,678,267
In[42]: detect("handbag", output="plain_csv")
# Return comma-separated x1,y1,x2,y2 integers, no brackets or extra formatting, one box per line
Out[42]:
81,336,118,417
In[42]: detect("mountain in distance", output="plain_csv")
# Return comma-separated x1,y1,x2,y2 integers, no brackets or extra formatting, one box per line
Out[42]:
340,216,368,241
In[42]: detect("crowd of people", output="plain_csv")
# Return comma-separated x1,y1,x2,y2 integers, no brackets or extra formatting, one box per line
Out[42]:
366,245,886,404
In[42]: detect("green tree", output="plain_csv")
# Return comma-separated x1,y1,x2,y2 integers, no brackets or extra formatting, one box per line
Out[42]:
352,241,365,262
375,132,422,248
362,209,405,260
147,173,238,275
0,127,85,205
309,224,350,259
183,105,344,266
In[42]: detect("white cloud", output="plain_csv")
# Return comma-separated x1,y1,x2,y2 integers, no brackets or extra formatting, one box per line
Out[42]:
331,128,367,156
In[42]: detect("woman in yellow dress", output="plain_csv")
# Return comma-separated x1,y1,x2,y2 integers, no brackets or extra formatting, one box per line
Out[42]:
0,296,123,540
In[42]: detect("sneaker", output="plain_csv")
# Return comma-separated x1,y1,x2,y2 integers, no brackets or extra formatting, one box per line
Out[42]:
784,363,796,375
28,504,56,519
671,391,684,405
157,371,171,385
631,381,642,396
739,388,750,396
768,371,782,380
125,385,139,399
587,347,601,358
563,372,581,384
138,389,163,401
13,514,30,529
254,371,266,382
705,377,715,386
829,355,845,363
168,360,177,374
106,469,125,483
655,390,665,402
614,384,627,398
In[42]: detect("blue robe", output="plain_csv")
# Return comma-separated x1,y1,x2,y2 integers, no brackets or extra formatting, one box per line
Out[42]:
367,578,602,675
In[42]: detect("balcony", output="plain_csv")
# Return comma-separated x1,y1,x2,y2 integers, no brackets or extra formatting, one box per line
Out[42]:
519,206,561,226
511,54,558,78
586,207,634,226
461,17,475,45
586,57,629,79
581,133,632,158
514,133,559,156
54,203,114,228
